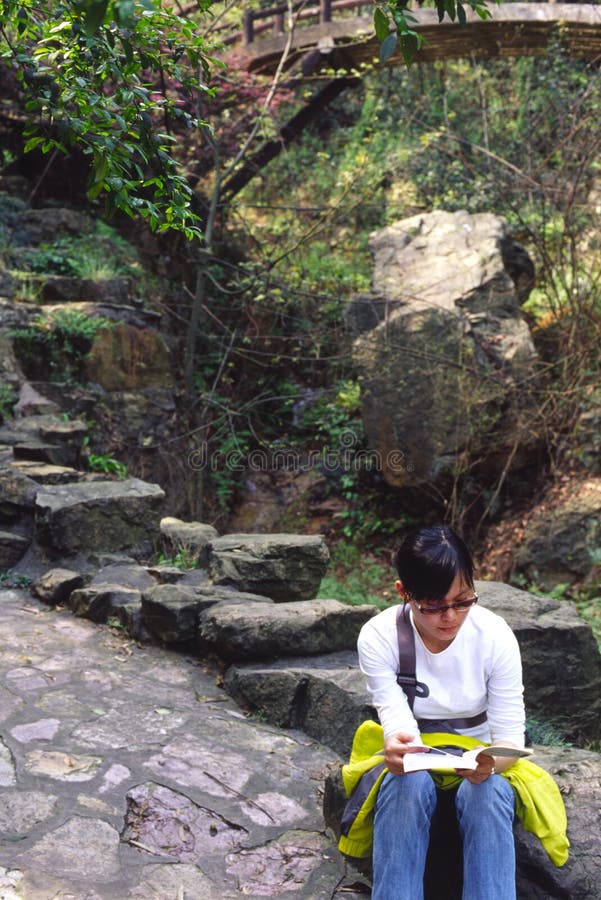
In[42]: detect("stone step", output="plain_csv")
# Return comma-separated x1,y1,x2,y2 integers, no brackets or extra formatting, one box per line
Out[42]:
34,477,165,554
224,652,376,754
197,598,377,662
141,582,275,644
8,460,82,484
208,532,330,602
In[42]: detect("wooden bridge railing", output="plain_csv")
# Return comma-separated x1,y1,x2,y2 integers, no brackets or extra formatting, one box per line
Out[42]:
243,0,373,44
241,0,599,45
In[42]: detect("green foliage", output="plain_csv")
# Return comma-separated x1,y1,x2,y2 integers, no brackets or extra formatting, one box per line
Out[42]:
88,452,128,478
0,570,32,589
0,382,16,422
106,615,127,632
156,544,199,571
374,0,495,65
9,308,115,382
525,717,572,748
317,544,393,608
0,0,217,237
15,222,142,280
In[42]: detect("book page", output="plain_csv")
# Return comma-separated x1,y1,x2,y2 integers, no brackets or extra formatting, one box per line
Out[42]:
403,748,480,772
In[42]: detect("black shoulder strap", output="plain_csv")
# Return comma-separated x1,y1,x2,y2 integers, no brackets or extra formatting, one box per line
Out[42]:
396,603,429,710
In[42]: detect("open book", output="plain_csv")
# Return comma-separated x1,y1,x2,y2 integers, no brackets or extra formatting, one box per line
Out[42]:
402,744,534,773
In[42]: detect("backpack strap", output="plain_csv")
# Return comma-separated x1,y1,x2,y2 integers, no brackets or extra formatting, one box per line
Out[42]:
396,603,430,710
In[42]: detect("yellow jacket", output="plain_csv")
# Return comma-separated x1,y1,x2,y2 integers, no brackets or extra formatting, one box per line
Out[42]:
338,720,569,867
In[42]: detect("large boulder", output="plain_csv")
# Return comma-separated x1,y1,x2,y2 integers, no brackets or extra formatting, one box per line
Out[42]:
34,478,165,554
197,599,377,661
514,477,601,590
208,533,330,602
348,210,539,488
84,323,174,390
478,581,601,742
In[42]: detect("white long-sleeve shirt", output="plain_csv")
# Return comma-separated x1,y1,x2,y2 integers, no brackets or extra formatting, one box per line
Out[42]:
357,603,525,746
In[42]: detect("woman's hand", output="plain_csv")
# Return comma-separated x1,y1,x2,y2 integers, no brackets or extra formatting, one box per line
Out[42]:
383,732,420,775
457,751,496,785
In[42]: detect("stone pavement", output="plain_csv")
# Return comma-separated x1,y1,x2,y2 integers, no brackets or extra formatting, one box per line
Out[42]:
0,589,364,900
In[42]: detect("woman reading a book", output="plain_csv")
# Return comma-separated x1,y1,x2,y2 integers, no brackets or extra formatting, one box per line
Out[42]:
357,525,525,900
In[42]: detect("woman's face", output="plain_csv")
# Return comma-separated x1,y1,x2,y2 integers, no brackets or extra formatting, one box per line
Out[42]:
396,572,476,653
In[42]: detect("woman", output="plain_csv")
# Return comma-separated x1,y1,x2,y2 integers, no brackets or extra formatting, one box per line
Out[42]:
357,524,524,900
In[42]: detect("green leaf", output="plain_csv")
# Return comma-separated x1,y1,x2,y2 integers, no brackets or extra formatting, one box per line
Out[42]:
83,0,109,36
400,34,415,66
457,2,467,26
374,7,390,41
23,135,45,153
379,32,398,65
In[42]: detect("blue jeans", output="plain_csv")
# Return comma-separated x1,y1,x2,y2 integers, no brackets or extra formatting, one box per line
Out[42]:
372,771,516,900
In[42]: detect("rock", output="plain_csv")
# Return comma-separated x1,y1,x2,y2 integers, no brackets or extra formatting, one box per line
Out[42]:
14,208,94,245
37,419,87,467
146,564,186,584
122,782,249,862
323,744,601,900
0,531,29,567
0,790,58,837
0,468,37,522
160,516,219,565
478,581,601,742
141,582,279,645
141,584,203,643
8,461,81,484
224,652,376,750
1,413,86,469
0,334,23,390
513,745,601,899
90,563,156,591
197,599,377,661
0,737,16,786
90,388,179,482
349,210,539,487
34,477,165,554
0,298,38,330
18,816,120,882
208,533,330,602
514,477,601,590
84,323,174,390
194,585,275,605
39,275,131,305
68,585,142,624
13,383,59,417
32,568,84,605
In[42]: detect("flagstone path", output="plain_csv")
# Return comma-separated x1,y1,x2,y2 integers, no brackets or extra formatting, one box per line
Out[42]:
0,589,363,899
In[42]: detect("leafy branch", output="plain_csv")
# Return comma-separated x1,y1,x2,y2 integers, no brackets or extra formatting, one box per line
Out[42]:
0,0,219,237
374,0,497,65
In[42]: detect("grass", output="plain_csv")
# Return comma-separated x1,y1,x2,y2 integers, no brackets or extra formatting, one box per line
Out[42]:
317,543,393,608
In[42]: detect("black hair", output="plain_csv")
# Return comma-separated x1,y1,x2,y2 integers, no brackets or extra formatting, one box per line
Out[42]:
393,525,475,602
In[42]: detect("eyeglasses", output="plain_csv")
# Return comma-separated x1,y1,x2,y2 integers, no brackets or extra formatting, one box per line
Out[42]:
413,594,479,616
